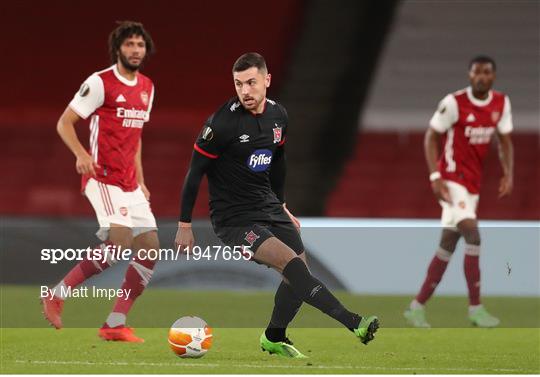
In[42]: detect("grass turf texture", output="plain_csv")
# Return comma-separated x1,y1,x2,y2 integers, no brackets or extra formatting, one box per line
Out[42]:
1,285,539,374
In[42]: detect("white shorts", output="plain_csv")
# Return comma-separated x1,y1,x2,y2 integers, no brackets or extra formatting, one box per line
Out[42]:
440,181,479,229
85,178,157,241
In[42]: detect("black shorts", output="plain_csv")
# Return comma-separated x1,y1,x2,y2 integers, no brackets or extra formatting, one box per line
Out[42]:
213,211,304,256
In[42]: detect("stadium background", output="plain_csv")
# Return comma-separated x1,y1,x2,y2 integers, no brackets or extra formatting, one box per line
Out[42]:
1,1,539,295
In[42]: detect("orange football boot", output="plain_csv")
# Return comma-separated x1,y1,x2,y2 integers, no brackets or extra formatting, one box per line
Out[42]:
41,292,64,329
98,324,144,343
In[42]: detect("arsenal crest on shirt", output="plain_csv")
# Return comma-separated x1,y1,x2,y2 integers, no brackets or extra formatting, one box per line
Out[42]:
273,125,282,144
140,91,149,106
491,111,500,123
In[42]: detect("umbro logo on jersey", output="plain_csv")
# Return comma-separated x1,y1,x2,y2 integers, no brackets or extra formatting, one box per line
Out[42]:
466,113,476,122
239,134,250,143
116,94,127,103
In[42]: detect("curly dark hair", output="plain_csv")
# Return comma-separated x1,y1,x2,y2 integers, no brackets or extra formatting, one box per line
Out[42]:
108,20,155,64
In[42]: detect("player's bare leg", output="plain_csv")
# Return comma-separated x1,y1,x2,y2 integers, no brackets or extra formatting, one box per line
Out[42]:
440,228,462,253
457,219,499,327
41,224,132,329
255,237,379,348
99,228,158,343
405,228,461,328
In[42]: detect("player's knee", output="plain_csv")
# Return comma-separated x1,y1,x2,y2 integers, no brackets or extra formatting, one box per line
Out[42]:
462,230,481,246
135,230,160,252
108,235,133,250
275,252,297,272
255,237,298,271
98,240,132,265
297,251,309,268
439,229,460,252
439,238,458,253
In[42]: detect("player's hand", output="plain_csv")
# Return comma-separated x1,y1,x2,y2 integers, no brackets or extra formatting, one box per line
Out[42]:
175,222,194,254
283,203,301,232
498,174,513,198
140,183,151,201
75,152,100,177
431,179,451,203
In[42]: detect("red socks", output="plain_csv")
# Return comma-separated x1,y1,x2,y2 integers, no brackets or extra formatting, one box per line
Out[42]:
111,257,156,316
55,242,115,298
415,248,452,304
416,244,481,306
52,241,157,328
464,244,481,306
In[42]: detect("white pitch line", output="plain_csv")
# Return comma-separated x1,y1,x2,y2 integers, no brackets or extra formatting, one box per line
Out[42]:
13,359,538,373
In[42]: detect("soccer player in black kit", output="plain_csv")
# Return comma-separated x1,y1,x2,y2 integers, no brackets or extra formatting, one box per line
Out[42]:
175,53,379,358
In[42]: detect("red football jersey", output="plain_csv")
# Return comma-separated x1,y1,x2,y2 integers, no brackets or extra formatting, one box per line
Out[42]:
429,87,513,194
69,65,155,192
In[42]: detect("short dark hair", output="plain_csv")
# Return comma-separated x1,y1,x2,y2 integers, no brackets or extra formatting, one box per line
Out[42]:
108,21,155,64
232,52,267,73
469,55,496,71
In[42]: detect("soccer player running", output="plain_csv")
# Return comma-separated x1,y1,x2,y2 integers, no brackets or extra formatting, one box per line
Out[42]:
404,56,514,328
175,53,379,358
41,21,158,342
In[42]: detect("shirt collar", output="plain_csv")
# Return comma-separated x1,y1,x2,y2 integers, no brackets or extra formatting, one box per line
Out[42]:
112,64,138,87
466,86,492,107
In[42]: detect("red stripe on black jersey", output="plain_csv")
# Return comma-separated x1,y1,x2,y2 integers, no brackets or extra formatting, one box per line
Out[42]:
194,143,218,159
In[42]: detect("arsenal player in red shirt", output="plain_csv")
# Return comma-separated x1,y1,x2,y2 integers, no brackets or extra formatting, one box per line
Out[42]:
404,56,514,328
41,21,158,342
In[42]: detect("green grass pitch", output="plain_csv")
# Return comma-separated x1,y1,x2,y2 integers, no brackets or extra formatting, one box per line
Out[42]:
1,285,538,374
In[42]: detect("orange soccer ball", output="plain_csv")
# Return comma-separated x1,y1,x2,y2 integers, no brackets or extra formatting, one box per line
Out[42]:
168,316,213,358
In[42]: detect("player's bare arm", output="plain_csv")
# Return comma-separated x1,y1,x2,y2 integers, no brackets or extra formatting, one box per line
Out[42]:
424,127,450,202
497,132,514,198
175,152,213,253
135,140,150,200
57,106,100,177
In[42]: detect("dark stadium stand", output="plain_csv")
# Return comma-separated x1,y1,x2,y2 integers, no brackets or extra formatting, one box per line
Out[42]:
1,1,537,220
3,1,304,113
1,0,304,218
4,126,537,219
326,132,540,219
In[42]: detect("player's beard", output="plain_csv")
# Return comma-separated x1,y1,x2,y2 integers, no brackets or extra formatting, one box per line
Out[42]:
241,96,260,111
119,53,143,72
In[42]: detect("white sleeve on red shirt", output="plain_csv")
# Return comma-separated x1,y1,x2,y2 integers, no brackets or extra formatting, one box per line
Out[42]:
68,74,104,119
429,94,459,133
144,84,155,122
497,96,513,134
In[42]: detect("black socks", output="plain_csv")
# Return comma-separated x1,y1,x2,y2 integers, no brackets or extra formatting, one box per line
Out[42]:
265,281,303,342
281,257,361,331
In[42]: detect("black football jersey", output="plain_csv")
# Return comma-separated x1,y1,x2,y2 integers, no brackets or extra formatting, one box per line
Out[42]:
194,97,288,225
